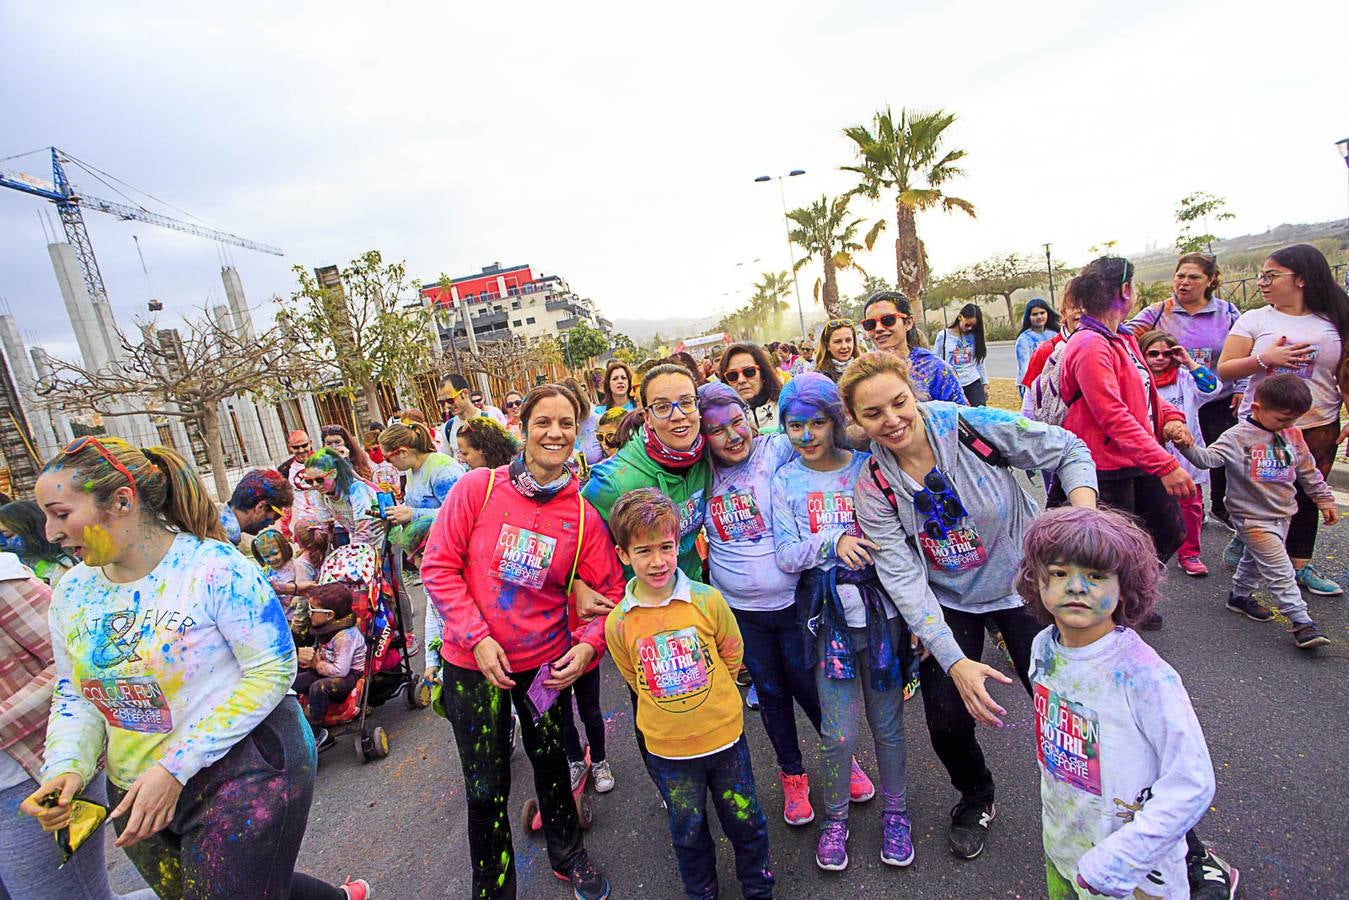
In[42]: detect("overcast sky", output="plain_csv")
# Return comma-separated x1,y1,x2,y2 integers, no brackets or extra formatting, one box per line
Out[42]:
1,0,1344,361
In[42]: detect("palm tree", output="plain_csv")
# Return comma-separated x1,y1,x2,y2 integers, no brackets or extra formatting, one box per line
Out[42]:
842,107,976,327
787,194,885,319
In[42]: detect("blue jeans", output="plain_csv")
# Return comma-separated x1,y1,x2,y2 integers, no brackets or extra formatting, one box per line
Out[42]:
0,771,156,900
732,605,821,776
815,618,908,821
645,736,774,900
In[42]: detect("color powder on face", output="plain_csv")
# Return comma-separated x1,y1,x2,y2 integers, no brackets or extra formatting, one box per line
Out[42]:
82,524,116,565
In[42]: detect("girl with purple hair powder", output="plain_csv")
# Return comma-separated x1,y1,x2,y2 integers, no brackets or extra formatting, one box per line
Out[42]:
1017,506,1221,899
769,372,915,873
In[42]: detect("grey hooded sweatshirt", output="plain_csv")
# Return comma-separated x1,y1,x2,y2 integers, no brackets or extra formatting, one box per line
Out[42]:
855,402,1098,672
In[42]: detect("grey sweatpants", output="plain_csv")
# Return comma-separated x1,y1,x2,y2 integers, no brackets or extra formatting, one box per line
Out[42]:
1233,517,1311,624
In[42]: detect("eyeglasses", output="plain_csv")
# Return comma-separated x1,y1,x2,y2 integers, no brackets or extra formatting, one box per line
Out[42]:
1256,271,1295,286
645,396,698,419
61,436,137,498
861,313,911,332
912,468,966,539
505,400,523,409
306,603,335,617
723,365,759,384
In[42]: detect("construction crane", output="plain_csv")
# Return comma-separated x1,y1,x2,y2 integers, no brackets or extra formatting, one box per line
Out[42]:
0,147,283,317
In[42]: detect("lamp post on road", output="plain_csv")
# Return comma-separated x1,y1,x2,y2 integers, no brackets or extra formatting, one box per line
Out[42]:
1044,243,1056,306
1337,138,1349,290
754,169,808,341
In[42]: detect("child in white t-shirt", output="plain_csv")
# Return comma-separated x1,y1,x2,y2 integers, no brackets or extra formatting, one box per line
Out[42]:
1017,506,1220,898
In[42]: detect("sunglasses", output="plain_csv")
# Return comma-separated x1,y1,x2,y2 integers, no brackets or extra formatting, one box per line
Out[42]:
289,442,311,452
505,400,523,409
301,474,333,487
62,436,137,498
912,468,967,539
723,365,759,384
306,603,335,617
598,431,623,449
826,318,853,329
1144,347,1182,359
861,313,910,332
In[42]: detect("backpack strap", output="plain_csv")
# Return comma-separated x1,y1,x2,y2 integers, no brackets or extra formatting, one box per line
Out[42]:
479,467,497,514
567,491,585,595
867,456,899,513
956,416,1009,468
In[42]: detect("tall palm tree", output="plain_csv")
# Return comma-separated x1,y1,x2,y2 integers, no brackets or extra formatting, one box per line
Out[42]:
787,194,885,319
842,107,976,327
751,271,793,325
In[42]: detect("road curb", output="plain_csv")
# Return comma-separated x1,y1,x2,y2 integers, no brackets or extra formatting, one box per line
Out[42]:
1330,460,1349,493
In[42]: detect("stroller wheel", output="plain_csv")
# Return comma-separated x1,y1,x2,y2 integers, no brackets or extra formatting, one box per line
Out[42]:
520,798,540,833
408,680,432,710
368,726,390,759
353,732,368,763
577,793,594,830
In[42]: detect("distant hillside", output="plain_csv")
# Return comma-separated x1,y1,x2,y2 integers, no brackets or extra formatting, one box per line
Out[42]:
610,314,722,344
1130,219,1348,283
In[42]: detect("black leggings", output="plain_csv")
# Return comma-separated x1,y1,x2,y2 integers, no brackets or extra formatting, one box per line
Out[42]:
443,661,586,899
1197,399,1237,516
1287,420,1339,560
962,381,988,407
106,697,342,900
293,669,358,726
560,666,607,764
1097,472,1186,564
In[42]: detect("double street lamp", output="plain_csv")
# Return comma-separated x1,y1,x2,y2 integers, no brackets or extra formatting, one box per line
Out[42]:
754,169,808,341
1337,138,1349,290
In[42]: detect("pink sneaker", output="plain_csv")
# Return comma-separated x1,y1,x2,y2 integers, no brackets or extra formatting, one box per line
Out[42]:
779,771,815,825
848,757,875,803
341,879,371,900
1179,555,1208,577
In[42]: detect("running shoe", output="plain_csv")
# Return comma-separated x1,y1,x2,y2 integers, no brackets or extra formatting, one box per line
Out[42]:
509,709,520,758
1186,847,1239,899
1222,538,1244,570
1296,564,1343,596
556,855,610,900
1179,555,1209,577
591,759,615,793
340,878,371,900
815,819,849,871
1139,611,1164,631
735,665,753,687
569,760,587,791
313,727,335,753
746,685,760,710
1225,593,1274,622
880,811,915,867
1207,508,1235,532
1291,622,1331,649
948,799,995,859
779,771,814,825
848,757,875,803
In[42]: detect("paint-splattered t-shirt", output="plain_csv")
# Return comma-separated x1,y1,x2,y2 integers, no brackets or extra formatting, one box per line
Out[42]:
319,480,386,547
42,533,297,789
706,433,798,611
1031,626,1214,898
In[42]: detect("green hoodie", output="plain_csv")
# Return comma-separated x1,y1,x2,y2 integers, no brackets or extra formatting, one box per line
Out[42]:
582,429,711,581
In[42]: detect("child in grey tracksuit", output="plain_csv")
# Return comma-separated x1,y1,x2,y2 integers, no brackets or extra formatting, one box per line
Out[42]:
1178,374,1337,649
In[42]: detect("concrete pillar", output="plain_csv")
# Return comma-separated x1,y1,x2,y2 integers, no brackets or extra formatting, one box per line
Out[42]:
254,400,286,462
221,266,255,342
29,349,74,445
299,393,322,443
48,243,110,372
0,316,58,460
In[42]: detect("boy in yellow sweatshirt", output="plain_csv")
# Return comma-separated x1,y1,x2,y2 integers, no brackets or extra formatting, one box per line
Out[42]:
605,488,774,899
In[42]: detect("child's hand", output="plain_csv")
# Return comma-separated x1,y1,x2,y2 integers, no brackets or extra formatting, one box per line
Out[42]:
297,647,315,667
294,580,316,594
1173,346,1197,369
572,579,615,620
543,644,596,690
19,773,83,831
1074,874,1108,896
1321,506,1339,526
422,665,441,685
1162,420,1195,449
836,534,879,570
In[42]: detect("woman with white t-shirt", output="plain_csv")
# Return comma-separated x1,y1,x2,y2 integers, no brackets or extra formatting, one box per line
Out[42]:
1218,244,1349,596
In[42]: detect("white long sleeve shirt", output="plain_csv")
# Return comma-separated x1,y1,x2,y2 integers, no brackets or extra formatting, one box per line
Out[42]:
1032,626,1215,898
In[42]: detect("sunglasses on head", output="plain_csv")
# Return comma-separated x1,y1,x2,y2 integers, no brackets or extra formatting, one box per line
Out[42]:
826,318,853,329
861,313,909,332
723,365,758,384
62,436,137,498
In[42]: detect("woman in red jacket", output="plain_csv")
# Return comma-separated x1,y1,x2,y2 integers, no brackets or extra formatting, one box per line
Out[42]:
420,384,624,900
1059,257,1196,626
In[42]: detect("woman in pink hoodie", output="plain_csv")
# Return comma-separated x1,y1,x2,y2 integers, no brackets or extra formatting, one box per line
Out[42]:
1059,256,1197,627
420,383,624,900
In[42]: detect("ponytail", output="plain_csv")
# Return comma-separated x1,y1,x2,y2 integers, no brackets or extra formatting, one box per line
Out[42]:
141,446,229,542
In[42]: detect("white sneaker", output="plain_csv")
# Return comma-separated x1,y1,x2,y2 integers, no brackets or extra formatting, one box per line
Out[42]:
569,760,587,791
591,759,615,793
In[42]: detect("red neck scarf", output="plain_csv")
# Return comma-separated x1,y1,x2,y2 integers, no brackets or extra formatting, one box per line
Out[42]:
643,426,705,470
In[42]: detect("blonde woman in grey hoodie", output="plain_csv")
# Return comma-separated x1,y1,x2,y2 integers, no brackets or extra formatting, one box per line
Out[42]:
840,352,1099,863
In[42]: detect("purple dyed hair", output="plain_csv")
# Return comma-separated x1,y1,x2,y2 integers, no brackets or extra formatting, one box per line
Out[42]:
696,381,747,432
609,487,679,549
1015,506,1163,629
777,371,848,448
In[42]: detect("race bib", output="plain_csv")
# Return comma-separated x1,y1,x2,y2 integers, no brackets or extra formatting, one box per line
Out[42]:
1034,683,1101,795
678,490,705,539
81,676,173,734
1247,443,1294,483
492,525,557,589
1188,347,1212,368
807,491,861,537
951,343,974,366
708,489,768,542
917,524,988,572
637,627,713,711
1272,344,1317,378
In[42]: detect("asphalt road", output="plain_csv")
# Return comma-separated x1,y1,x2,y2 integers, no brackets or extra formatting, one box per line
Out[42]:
109,484,1349,899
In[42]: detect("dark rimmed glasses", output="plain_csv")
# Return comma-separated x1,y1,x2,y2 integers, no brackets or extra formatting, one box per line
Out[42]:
861,312,911,332
645,396,698,419
62,436,137,497
723,365,759,384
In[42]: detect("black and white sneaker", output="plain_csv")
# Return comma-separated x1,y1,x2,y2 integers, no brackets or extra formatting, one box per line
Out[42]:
1207,508,1235,532
1225,593,1274,622
555,855,610,900
1186,847,1239,899
948,799,995,859
313,727,335,753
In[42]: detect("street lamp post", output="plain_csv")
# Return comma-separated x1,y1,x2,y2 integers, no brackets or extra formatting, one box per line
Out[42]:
1337,138,1349,290
1044,243,1056,306
754,169,808,342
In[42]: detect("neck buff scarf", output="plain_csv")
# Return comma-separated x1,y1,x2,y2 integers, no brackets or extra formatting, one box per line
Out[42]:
1153,364,1180,388
312,612,356,641
509,453,572,502
644,425,706,471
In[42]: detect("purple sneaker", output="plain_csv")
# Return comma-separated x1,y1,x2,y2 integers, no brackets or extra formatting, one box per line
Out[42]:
881,811,915,866
815,819,849,871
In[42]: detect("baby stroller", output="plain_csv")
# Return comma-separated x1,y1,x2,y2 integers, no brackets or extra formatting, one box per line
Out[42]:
309,542,427,762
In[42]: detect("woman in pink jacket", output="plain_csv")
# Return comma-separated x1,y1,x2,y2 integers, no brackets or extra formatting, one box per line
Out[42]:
420,383,624,900
1059,257,1196,627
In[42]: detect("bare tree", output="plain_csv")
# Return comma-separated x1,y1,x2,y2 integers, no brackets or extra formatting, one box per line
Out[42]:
38,310,322,498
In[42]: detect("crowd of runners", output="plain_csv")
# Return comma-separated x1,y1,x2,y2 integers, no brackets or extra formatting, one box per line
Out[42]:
2,242,1346,899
